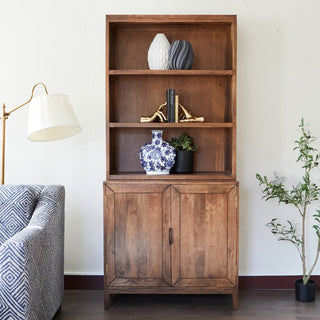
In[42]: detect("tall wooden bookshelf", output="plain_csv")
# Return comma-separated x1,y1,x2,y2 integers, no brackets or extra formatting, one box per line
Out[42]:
104,15,239,310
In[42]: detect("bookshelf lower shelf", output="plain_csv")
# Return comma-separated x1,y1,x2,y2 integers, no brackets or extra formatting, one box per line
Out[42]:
107,171,233,180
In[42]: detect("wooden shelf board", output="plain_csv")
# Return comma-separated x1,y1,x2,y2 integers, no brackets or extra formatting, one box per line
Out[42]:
107,172,234,180
109,122,234,128
108,70,234,76
107,15,237,24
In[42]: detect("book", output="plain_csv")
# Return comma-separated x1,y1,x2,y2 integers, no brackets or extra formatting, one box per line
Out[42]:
175,94,179,123
166,89,175,123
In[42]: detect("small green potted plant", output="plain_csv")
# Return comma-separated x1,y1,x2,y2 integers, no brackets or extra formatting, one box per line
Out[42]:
256,118,320,302
169,133,198,173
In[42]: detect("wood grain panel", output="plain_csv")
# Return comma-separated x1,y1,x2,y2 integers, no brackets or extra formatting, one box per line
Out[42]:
106,286,236,295
105,18,111,179
174,184,233,194
107,15,236,23
230,18,237,179
162,187,172,285
105,184,171,288
109,128,146,173
227,186,238,285
110,278,169,287
179,192,228,279
109,122,233,128
171,183,237,290
105,186,115,286
109,23,232,70
108,172,234,180
109,70,233,76
109,128,232,175
171,186,180,285
109,184,168,193
176,279,234,288
114,192,163,278
109,76,231,123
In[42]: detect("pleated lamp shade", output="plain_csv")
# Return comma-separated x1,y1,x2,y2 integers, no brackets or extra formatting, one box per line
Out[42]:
27,94,81,141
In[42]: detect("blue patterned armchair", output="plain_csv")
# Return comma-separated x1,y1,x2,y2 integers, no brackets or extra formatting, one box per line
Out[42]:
0,185,65,320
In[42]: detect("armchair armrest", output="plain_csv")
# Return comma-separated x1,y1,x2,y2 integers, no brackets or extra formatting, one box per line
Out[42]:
0,185,65,320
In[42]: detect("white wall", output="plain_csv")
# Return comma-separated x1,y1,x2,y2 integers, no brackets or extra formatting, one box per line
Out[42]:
0,0,320,277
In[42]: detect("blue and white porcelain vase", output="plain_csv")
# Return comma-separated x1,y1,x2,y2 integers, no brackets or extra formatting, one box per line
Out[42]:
139,130,176,175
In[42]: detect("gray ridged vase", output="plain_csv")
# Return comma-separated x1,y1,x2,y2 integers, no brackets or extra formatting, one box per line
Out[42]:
169,40,194,70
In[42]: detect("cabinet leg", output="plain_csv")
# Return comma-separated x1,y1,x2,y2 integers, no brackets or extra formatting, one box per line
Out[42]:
232,292,238,310
104,293,112,310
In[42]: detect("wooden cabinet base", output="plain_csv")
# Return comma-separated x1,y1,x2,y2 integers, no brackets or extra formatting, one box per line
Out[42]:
104,290,238,310
104,181,239,311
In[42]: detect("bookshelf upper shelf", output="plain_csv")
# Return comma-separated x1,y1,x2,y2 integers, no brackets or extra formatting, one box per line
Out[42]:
108,70,234,76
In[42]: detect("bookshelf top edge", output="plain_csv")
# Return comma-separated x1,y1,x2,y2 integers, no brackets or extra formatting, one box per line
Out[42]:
106,15,237,24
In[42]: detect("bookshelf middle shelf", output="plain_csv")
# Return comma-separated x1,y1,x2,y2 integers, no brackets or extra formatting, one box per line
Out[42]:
108,122,234,128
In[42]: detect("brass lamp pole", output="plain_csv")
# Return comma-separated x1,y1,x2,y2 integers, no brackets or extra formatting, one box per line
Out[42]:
1,83,48,184
0,82,81,184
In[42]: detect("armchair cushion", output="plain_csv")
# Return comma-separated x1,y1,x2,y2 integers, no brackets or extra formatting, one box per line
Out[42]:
0,185,64,320
0,186,43,246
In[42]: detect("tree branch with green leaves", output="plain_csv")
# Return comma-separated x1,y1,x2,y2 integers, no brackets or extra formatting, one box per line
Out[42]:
256,118,320,284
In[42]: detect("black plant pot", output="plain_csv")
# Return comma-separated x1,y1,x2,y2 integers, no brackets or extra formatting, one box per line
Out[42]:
295,279,316,302
172,150,194,173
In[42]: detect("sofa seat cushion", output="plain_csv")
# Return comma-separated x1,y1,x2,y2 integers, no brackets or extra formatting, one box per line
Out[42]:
0,185,43,246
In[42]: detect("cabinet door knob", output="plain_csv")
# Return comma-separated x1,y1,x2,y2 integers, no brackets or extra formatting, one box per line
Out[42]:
169,228,173,245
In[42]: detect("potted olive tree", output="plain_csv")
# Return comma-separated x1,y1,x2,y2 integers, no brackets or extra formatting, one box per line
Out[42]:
169,133,198,173
256,119,320,302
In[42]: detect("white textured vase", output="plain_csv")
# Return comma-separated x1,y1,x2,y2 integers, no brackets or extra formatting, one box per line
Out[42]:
147,33,170,70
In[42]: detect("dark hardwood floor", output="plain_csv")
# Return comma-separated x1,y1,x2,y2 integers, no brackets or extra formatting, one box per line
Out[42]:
54,290,320,320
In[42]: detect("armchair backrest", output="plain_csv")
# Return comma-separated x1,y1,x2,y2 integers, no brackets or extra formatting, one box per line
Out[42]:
0,185,43,246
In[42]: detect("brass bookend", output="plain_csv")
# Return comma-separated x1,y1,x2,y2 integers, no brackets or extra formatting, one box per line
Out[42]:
140,103,167,123
140,101,204,123
178,103,204,122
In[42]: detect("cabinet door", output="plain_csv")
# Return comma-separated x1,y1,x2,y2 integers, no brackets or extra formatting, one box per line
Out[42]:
105,184,171,287
171,184,238,288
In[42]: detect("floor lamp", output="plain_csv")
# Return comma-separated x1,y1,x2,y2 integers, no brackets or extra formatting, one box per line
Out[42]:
0,82,81,184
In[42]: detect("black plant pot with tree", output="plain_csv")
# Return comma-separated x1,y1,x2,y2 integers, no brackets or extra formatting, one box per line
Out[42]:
169,133,198,173
256,119,320,302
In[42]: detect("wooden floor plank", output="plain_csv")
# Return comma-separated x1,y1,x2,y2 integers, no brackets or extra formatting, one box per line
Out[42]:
54,290,320,320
